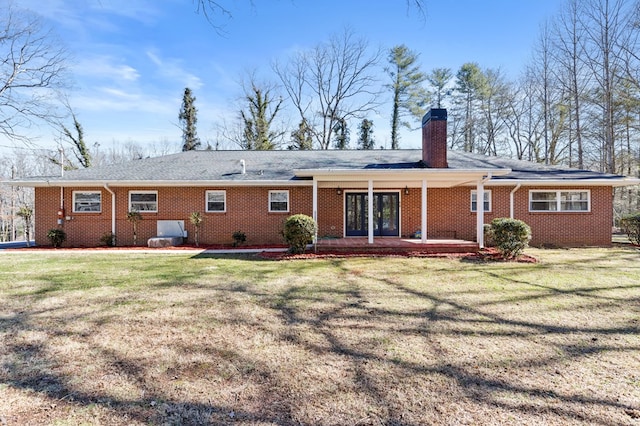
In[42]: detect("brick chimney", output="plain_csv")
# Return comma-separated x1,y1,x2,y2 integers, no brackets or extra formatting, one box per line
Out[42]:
422,108,448,168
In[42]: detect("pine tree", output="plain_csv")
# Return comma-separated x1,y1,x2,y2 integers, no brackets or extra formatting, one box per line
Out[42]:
357,119,375,149
179,87,201,151
427,68,453,108
62,113,92,168
288,119,314,150
240,83,284,150
454,63,486,153
386,45,428,149
333,118,350,149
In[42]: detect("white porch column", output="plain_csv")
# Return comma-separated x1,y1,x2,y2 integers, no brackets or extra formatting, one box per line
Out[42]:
476,180,485,248
312,178,318,244
368,179,374,244
421,179,427,243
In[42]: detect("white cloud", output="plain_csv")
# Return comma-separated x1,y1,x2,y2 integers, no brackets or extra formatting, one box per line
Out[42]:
146,50,204,90
74,56,140,82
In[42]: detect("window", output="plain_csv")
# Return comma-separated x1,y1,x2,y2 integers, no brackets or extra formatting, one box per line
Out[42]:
73,191,101,213
129,191,158,212
529,190,590,212
269,190,289,212
206,190,226,212
471,190,491,212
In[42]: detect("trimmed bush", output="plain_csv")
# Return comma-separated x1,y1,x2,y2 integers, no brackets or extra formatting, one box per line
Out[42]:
100,232,116,247
46,228,67,248
232,231,246,247
283,214,317,254
620,212,640,245
489,218,531,259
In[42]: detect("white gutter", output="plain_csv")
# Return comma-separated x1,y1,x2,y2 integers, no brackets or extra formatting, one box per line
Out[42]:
104,184,116,246
510,184,521,219
294,168,511,179
485,178,640,187
7,179,316,188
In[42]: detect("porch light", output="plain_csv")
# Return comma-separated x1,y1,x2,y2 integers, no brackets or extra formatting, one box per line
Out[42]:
404,186,409,195
336,187,342,195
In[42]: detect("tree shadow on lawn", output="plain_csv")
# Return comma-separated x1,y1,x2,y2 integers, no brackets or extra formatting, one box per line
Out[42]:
0,306,307,425
2,253,640,425
265,262,640,425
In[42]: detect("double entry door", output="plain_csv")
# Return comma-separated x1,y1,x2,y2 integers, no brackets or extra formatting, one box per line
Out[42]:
345,192,399,237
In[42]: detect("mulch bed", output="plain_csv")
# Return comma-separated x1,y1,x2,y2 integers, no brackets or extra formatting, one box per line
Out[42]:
6,244,538,263
260,247,538,263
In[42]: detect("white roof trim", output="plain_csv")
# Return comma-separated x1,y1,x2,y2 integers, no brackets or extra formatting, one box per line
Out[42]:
7,179,314,188
294,168,512,180
485,178,640,187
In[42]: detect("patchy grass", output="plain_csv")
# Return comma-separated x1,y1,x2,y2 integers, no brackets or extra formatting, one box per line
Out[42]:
0,247,639,425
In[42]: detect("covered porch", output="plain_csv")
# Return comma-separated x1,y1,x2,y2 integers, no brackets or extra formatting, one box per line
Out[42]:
295,168,512,250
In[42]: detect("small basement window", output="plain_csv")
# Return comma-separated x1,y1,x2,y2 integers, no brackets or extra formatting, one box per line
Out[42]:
529,190,590,212
73,191,101,213
269,190,289,212
129,191,158,212
206,190,226,212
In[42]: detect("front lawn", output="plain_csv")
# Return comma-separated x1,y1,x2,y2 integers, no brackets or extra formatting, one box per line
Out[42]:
0,248,639,425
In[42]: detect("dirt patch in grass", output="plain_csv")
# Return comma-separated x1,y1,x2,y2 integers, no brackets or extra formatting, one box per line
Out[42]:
0,248,638,425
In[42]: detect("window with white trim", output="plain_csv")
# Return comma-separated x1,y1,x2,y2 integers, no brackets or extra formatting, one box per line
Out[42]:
269,190,289,212
206,190,226,212
529,190,590,212
471,190,491,212
73,191,101,213
129,191,158,212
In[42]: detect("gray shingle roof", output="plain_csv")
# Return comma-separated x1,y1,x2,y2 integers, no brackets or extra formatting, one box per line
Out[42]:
12,149,635,184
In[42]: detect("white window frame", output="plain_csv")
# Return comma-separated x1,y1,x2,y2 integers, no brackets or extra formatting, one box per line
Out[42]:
206,190,226,213
72,191,102,213
269,190,289,213
470,190,492,212
129,190,158,213
529,190,590,212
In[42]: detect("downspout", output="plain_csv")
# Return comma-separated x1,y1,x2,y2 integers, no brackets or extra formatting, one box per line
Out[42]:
477,173,493,249
509,184,521,219
59,187,64,219
104,184,116,246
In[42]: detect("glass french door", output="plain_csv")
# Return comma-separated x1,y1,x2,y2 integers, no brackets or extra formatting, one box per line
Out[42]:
345,192,399,237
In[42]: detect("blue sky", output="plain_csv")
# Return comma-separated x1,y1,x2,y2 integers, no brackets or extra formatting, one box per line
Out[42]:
9,0,564,153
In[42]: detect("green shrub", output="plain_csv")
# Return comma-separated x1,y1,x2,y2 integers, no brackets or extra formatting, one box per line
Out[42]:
232,231,246,247
100,232,116,247
620,212,640,245
46,228,67,248
283,214,317,254
489,218,531,259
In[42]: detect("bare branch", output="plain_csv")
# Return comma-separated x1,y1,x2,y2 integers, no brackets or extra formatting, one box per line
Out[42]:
0,5,69,143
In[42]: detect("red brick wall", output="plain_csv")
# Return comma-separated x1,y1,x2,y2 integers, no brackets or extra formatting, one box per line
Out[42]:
35,186,312,247
34,184,613,248
317,188,343,238
514,186,612,247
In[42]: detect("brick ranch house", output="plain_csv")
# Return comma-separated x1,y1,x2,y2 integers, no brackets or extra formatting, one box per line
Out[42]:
9,108,640,249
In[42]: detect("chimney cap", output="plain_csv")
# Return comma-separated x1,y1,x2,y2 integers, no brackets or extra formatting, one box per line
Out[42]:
422,108,447,125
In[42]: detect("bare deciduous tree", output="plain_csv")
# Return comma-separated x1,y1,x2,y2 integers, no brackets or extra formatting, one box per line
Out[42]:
275,29,382,149
0,5,68,143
